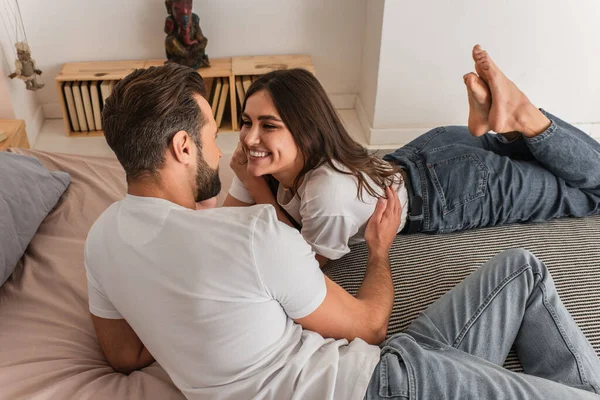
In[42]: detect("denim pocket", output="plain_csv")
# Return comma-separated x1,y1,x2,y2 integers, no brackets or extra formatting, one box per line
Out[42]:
378,349,411,399
427,152,489,215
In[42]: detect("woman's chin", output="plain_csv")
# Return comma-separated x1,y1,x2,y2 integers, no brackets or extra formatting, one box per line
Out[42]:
248,166,268,177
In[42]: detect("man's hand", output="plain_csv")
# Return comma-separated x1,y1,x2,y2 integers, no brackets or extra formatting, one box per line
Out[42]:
364,186,401,257
296,187,401,345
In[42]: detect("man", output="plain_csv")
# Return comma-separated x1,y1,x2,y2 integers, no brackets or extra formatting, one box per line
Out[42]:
86,63,600,399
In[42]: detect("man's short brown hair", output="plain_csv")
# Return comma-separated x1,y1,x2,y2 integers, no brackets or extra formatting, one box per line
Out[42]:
102,63,208,182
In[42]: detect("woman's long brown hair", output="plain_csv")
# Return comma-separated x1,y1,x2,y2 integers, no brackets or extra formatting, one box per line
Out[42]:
243,68,401,201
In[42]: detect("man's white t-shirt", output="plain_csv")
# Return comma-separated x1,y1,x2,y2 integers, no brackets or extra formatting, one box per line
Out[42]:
85,195,380,400
229,162,409,260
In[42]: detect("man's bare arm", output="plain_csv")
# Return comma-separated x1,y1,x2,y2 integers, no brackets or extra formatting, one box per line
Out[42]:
294,187,399,344
91,315,155,374
315,254,329,268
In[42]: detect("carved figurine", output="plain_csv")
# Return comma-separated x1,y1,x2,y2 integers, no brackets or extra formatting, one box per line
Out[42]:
7,42,44,91
164,0,210,69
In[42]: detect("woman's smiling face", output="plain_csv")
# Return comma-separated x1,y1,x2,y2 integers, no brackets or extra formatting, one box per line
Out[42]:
240,90,303,184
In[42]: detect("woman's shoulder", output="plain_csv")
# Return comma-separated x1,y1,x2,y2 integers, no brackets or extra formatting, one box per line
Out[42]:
304,162,359,193
300,162,367,215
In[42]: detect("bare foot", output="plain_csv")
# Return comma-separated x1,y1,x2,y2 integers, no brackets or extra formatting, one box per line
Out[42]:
472,45,551,137
464,72,491,136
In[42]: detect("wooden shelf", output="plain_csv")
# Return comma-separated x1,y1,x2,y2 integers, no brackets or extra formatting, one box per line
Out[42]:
55,55,314,137
232,55,315,76
142,58,233,78
56,60,146,82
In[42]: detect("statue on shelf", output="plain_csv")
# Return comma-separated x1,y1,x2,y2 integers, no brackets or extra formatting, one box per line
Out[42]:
164,0,210,69
7,42,44,91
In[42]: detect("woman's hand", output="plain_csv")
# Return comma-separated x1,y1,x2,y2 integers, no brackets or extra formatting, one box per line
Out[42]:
230,142,253,184
230,141,270,192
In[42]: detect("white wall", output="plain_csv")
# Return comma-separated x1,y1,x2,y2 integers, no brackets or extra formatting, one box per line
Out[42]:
357,0,384,131
17,0,367,116
13,0,600,145
372,0,600,133
0,61,16,119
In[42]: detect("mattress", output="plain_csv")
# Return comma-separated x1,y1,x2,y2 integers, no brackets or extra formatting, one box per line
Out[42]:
1,148,598,398
0,149,184,399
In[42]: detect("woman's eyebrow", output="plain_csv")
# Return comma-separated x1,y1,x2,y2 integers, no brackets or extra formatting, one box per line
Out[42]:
257,115,282,122
241,113,282,122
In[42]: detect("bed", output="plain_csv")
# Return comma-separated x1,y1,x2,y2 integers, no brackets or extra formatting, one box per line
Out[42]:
1,148,599,398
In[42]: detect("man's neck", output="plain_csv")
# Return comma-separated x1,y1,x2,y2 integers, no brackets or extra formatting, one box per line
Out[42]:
127,179,196,210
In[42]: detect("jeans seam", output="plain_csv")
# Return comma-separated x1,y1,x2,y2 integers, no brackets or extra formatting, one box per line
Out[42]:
380,351,389,390
537,277,593,389
415,161,430,231
452,263,532,348
413,127,447,152
421,313,451,347
425,143,458,154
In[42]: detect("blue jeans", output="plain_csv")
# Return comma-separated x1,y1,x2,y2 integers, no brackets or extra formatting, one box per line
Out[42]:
383,110,600,233
364,249,600,399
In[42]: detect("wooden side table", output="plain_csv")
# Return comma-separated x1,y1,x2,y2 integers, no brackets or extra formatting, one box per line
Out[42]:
0,120,30,151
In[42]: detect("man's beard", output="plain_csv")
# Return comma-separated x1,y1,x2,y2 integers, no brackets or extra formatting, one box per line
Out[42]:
194,153,221,203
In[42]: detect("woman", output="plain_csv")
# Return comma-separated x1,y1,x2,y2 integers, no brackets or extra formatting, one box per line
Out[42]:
224,45,600,265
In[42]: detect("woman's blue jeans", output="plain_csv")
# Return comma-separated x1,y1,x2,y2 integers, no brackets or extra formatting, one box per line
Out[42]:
383,110,600,233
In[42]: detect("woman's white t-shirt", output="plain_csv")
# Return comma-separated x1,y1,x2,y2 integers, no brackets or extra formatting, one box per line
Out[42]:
229,162,409,260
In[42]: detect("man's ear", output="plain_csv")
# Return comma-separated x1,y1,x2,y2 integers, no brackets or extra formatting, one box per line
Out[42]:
170,130,194,164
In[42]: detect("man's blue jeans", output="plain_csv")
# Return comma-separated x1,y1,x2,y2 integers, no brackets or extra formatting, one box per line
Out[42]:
364,249,600,399
383,110,600,233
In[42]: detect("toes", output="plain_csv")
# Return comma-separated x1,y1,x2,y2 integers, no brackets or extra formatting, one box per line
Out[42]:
470,128,489,137
463,72,478,85
475,51,488,62
479,60,491,70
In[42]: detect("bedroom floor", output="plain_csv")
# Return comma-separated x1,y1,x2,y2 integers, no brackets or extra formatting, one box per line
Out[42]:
32,110,368,205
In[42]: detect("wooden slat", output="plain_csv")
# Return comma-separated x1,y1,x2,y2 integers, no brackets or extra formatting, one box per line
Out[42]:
56,60,146,81
56,80,74,135
228,75,238,131
232,55,315,76
143,58,232,78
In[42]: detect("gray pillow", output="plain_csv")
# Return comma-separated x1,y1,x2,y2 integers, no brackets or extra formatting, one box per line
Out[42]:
0,152,70,286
